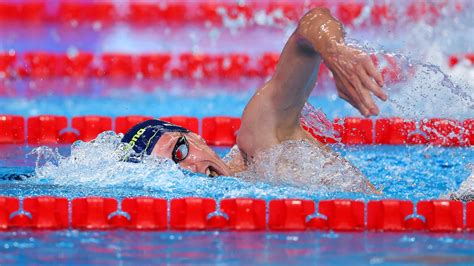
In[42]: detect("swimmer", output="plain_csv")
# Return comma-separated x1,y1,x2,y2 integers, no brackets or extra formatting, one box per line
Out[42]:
121,8,386,192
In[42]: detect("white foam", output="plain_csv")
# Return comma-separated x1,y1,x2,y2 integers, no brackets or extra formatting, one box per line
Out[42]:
30,131,186,191
236,139,372,193
449,164,474,200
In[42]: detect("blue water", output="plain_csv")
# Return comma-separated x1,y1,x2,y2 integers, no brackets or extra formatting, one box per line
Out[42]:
0,89,357,119
1,231,474,265
1,0,474,265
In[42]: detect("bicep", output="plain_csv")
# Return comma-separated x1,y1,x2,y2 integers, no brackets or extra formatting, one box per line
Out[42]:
270,33,322,117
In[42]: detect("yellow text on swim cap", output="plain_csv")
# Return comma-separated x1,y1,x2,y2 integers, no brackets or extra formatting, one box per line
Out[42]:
129,128,146,148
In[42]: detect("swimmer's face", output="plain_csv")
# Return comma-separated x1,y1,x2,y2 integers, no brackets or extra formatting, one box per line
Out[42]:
151,132,232,177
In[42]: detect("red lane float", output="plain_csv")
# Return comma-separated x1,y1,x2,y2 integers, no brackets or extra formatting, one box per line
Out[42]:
318,200,365,231
100,53,135,78
417,200,463,232
128,3,162,24
121,197,167,230
1,197,474,231
160,116,199,134
62,52,94,77
202,116,241,146
203,2,255,25
1,52,471,81
465,119,474,145
0,197,19,230
72,197,119,229
58,2,116,24
139,54,172,78
466,201,474,231
27,115,68,145
0,115,472,146
0,52,16,78
115,115,153,134
337,2,363,25
259,53,279,77
0,115,24,144
220,198,266,230
72,116,113,142
170,198,217,230
370,4,396,26
21,197,68,229
375,117,416,145
420,118,469,146
0,2,460,27
268,199,315,230
172,53,254,80
0,2,45,22
16,52,95,78
367,200,415,231
18,52,59,78
335,117,373,145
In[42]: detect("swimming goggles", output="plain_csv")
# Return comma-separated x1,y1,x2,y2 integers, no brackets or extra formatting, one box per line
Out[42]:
172,136,189,163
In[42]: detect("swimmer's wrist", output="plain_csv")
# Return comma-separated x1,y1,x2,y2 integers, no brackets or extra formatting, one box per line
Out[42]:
320,40,345,62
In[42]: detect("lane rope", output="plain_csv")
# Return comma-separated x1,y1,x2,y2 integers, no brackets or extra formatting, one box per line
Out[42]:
0,197,471,232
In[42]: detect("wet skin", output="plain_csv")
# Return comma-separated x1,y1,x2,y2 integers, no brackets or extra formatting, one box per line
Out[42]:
151,132,232,177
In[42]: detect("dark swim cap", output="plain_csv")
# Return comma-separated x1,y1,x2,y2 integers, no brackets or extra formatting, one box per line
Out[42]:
121,119,189,160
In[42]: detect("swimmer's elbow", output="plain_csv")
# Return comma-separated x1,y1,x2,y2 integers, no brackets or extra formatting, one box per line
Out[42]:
304,7,331,18
295,7,343,53
297,7,332,33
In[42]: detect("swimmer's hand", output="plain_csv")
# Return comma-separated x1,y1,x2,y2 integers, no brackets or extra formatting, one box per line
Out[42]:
322,43,387,117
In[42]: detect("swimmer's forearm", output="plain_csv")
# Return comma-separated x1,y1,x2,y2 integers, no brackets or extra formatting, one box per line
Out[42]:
295,8,344,58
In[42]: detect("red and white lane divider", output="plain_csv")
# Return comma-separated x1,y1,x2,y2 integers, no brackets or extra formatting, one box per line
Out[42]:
0,115,472,146
0,52,472,81
0,1,462,27
0,51,305,80
0,197,472,232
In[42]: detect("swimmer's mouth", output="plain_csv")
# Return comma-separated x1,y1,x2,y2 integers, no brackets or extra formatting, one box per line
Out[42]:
205,166,219,177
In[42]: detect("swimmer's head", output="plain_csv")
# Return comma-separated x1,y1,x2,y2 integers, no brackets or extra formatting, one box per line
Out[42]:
121,119,231,177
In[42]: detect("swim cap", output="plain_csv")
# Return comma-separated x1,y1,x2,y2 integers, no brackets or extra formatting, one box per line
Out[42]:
121,119,189,161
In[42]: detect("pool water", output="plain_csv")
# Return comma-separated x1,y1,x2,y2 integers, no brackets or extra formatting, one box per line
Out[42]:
1,0,474,265
2,231,474,265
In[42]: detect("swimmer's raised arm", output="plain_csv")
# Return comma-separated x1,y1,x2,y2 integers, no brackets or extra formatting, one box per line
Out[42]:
238,8,386,158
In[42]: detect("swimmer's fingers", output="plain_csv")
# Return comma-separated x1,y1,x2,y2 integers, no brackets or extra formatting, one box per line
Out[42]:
335,78,370,117
362,55,384,87
358,66,387,102
348,74,379,116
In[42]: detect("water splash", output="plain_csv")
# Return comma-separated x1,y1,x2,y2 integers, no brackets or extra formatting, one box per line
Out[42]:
449,164,474,201
29,131,186,190
237,140,373,193
300,102,341,141
379,54,473,119
343,39,474,120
